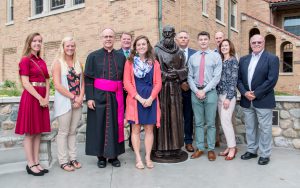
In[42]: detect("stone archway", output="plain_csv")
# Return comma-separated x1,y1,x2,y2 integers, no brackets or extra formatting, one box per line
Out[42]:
249,28,260,53
265,34,276,55
280,41,293,73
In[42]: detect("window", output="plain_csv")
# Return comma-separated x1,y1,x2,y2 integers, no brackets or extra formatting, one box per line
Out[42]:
74,0,84,5
216,0,224,22
7,0,14,23
51,0,65,10
202,0,208,16
230,0,237,28
35,0,43,15
284,16,300,36
31,0,85,18
281,42,293,73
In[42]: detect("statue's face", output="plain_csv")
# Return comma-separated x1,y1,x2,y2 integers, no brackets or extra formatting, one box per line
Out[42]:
162,27,175,39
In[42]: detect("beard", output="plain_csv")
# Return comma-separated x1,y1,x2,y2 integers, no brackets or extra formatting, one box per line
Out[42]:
163,37,175,49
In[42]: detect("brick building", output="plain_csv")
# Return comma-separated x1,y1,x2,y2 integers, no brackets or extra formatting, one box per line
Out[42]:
0,0,299,94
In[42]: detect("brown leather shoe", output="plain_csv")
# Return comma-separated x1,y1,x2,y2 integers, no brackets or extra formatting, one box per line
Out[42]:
185,144,194,152
190,150,204,159
208,151,216,161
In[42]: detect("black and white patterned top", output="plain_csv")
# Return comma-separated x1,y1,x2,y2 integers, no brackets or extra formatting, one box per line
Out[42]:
216,57,239,100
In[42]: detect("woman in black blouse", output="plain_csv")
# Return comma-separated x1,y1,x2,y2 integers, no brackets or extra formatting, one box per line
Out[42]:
216,39,239,160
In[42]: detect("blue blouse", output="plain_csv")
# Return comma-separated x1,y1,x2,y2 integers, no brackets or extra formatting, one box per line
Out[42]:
216,57,239,100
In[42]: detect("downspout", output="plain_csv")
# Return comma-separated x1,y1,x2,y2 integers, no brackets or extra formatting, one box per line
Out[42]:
158,0,163,40
228,0,231,39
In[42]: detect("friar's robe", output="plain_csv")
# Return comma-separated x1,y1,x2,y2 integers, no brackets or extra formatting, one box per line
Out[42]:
153,42,187,151
85,48,126,158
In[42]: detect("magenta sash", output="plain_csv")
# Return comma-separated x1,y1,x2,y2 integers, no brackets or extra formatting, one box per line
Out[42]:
94,78,124,143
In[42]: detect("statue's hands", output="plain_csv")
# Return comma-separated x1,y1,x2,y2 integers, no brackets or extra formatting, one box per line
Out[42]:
167,68,178,79
180,82,190,91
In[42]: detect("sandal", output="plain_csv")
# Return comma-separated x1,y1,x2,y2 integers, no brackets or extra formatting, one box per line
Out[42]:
70,160,82,169
145,160,154,169
135,161,144,169
60,163,75,172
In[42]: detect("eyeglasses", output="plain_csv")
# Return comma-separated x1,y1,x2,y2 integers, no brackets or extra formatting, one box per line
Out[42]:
251,41,263,45
103,35,114,39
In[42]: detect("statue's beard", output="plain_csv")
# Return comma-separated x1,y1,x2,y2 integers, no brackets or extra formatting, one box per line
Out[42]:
163,37,175,49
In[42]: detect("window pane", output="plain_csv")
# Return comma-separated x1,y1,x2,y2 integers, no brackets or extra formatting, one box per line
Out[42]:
216,6,221,20
35,0,43,14
51,0,65,10
231,15,235,28
74,0,84,5
284,16,300,36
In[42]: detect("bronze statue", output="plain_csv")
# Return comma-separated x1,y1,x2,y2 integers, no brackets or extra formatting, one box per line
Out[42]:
151,25,188,163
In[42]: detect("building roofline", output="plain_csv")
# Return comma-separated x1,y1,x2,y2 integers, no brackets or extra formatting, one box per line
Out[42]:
241,13,300,40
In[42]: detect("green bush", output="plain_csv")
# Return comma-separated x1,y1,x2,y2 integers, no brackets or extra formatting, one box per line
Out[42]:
3,80,17,88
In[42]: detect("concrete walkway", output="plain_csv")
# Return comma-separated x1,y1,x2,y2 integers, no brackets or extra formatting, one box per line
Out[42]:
1,143,300,188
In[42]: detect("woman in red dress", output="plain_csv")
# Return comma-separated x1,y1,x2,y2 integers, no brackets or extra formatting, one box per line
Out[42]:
15,33,51,176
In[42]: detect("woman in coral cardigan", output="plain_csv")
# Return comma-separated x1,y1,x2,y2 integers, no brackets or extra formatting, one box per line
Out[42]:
123,35,162,169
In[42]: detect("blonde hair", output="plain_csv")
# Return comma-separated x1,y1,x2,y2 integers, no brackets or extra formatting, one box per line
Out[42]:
22,32,42,57
55,36,81,75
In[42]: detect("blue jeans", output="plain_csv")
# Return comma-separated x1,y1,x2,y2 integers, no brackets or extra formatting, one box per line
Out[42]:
191,89,218,151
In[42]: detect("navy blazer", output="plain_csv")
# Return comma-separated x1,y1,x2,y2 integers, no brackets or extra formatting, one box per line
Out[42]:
117,48,127,57
186,48,197,64
237,50,279,109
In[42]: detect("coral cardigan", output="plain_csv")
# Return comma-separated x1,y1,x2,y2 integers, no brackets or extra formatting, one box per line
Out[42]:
123,60,162,128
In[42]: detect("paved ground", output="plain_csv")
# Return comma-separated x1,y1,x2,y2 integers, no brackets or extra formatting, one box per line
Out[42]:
1,142,300,188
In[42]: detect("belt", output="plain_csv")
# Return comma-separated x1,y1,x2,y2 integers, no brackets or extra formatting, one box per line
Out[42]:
197,85,205,90
30,82,46,87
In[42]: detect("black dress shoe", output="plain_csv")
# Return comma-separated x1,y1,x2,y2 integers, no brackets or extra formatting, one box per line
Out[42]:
241,152,258,160
258,157,270,165
108,158,121,167
34,163,49,173
26,165,44,176
97,159,107,168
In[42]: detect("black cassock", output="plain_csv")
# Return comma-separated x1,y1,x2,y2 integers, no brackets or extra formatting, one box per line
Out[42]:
85,48,125,158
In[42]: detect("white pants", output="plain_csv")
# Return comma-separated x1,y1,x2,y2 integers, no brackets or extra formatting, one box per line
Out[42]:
217,94,236,148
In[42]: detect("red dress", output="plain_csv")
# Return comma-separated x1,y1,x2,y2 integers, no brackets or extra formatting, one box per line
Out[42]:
15,54,51,135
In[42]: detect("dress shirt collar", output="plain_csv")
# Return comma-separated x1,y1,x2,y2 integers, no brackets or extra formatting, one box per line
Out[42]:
251,49,264,58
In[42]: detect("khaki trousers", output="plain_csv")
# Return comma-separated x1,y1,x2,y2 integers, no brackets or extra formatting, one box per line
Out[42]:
57,107,82,164
217,94,236,148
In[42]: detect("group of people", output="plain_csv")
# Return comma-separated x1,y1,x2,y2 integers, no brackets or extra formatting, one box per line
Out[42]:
14,25,279,176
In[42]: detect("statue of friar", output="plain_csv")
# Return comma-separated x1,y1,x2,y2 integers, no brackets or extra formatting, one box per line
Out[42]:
151,25,188,163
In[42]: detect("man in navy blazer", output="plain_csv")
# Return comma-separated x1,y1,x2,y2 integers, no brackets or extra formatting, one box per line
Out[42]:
117,32,132,58
176,31,197,152
118,32,133,150
237,34,279,165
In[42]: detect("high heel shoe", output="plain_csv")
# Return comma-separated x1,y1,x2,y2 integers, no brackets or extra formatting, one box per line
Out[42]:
225,148,238,161
26,165,44,176
135,161,145,169
218,148,229,156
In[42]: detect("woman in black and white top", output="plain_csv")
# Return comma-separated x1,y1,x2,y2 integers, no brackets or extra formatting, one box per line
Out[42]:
216,39,239,160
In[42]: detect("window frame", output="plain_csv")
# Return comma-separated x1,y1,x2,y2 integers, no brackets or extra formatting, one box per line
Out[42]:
202,0,208,17
230,0,237,29
215,0,224,22
6,0,14,24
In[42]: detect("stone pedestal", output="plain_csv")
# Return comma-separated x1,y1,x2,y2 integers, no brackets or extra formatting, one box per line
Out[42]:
151,149,188,163
39,130,58,168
